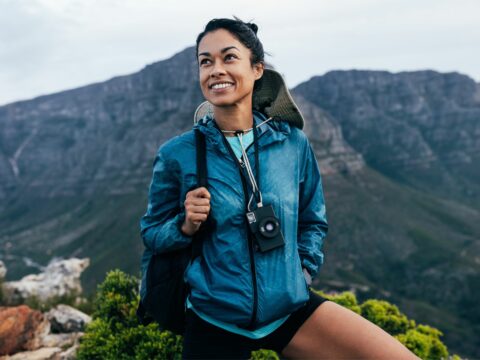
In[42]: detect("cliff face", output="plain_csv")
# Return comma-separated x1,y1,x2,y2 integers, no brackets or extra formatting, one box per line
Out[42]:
1,48,480,357
292,94,365,175
0,48,363,205
0,48,204,201
293,70,480,208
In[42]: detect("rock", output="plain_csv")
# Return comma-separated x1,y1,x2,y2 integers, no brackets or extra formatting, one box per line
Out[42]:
40,332,83,349
0,305,50,356
58,347,77,360
0,261,6,281
292,69,480,205
4,347,62,360
1,258,89,305
58,340,80,360
293,94,365,175
47,305,91,333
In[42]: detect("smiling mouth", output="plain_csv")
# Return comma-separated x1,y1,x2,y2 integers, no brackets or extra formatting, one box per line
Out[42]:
209,82,234,90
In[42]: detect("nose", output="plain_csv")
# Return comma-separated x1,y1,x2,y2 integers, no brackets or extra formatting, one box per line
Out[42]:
210,60,226,78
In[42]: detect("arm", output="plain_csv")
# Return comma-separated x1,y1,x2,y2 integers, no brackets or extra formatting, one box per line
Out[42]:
140,147,193,255
297,138,329,280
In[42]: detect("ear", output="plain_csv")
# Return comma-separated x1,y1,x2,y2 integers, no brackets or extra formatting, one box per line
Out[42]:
253,62,264,80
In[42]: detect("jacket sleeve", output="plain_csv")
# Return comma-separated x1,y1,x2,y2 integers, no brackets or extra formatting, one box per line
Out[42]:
297,138,328,279
140,146,193,254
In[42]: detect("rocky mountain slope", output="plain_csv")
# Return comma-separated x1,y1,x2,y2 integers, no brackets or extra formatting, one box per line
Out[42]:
293,70,480,209
1,47,479,357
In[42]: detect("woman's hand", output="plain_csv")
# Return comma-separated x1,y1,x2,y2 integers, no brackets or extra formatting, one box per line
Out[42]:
181,186,211,236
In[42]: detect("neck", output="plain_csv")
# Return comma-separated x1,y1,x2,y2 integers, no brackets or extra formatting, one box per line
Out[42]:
213,102,254,137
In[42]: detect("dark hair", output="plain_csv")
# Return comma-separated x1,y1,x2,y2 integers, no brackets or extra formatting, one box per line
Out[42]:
195,16,265,66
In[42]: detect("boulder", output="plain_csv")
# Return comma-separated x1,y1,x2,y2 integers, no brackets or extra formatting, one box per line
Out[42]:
3,347,62,360
0,305,50,356
47,305,91,333
1,258,89,305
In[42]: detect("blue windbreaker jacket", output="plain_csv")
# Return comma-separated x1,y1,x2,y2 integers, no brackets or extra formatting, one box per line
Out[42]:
139,111,328,329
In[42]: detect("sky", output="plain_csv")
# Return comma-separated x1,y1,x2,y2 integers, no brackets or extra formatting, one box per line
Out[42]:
1,0,479,106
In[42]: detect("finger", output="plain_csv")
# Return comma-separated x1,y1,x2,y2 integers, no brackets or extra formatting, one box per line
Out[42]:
189,205,210,214
184,198,210,210
190,198,210,206
189,213,208,223
192,186,211,199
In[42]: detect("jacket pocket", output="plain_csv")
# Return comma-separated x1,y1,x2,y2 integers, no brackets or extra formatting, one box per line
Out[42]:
296,251,310,296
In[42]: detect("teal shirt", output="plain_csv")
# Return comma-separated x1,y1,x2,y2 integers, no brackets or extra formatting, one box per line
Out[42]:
225,128,254,159
186,295,290,339
185,117,291,338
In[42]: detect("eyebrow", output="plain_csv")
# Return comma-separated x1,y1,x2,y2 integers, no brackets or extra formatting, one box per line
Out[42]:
198,46,240,57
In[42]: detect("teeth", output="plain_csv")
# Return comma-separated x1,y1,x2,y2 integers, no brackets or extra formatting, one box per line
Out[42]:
212,83,233,89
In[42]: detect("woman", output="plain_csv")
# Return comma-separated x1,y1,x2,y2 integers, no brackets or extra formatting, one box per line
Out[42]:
140,17,418,359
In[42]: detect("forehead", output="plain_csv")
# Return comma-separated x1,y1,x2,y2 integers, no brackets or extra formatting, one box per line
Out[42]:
198,28,248,55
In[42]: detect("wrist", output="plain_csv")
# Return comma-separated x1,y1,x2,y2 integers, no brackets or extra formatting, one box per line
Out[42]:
180,222,194,237
177,211,193,237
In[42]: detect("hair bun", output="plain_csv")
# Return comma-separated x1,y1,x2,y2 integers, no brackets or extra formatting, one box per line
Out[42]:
247,22,258,35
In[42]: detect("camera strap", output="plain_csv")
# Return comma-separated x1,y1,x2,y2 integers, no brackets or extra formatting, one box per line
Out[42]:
214,118,265,212
236,126,262,211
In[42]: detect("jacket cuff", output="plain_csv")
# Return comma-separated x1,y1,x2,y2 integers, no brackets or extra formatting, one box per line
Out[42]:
302,267,312,286
301,257,318,279
176,210,192,239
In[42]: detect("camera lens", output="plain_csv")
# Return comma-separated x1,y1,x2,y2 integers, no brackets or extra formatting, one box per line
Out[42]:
265,222,275,232
259,216,279,238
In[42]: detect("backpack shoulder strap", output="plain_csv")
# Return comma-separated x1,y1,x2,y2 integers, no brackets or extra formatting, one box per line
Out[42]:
195,129,207,187
191,129,212,260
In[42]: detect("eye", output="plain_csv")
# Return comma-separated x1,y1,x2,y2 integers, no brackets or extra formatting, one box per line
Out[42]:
199,58,211,66
225,54,238,61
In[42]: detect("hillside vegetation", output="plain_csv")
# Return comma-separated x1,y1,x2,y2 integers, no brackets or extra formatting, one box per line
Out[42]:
77,270,461,360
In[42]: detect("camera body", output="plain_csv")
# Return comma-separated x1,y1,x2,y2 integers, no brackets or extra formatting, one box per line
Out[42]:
246,204,285,252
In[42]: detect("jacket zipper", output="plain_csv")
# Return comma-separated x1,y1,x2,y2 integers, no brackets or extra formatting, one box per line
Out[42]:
238,133,264,328
213,122,271,329
238,169,259,329
217,129,266,329
238,127,272,328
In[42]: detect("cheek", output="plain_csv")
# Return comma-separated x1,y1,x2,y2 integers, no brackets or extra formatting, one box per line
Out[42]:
199,73,209,92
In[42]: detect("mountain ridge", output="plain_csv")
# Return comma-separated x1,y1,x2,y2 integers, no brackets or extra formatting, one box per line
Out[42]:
1,46,479,357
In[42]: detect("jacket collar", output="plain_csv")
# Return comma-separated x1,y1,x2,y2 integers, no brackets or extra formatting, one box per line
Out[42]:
193,110,291,157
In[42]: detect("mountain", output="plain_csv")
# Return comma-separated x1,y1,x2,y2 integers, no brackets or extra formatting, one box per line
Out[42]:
293,70,480,209
0,46,479,357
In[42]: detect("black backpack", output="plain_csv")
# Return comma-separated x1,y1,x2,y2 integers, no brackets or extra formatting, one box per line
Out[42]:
136,128,216,335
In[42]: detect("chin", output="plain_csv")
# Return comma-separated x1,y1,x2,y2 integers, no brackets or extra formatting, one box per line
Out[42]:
205,96,237,108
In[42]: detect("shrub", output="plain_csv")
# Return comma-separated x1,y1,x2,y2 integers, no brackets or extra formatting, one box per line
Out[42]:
78,270,457,360
250,349,280,359
312,289,456,359
359,299,415,335
316,289,361,314
77,270,182,360
395,325,448,360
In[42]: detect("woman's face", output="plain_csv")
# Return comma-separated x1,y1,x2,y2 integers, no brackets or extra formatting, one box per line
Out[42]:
197,28,264,108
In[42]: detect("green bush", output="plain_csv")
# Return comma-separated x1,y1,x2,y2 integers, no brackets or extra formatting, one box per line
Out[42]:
359,299,415,335
317,289,361,314
78,270,459,360
312,289,458,360
77,270,182,360
395,326,448,360
250,349,280,359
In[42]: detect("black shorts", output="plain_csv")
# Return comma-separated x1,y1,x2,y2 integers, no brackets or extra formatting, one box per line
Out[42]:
182,289,329,359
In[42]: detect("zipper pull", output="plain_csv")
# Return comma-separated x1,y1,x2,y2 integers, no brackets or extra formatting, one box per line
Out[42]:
239,157,246,168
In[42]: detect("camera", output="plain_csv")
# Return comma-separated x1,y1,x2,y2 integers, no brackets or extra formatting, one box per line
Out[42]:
246,204,285,252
